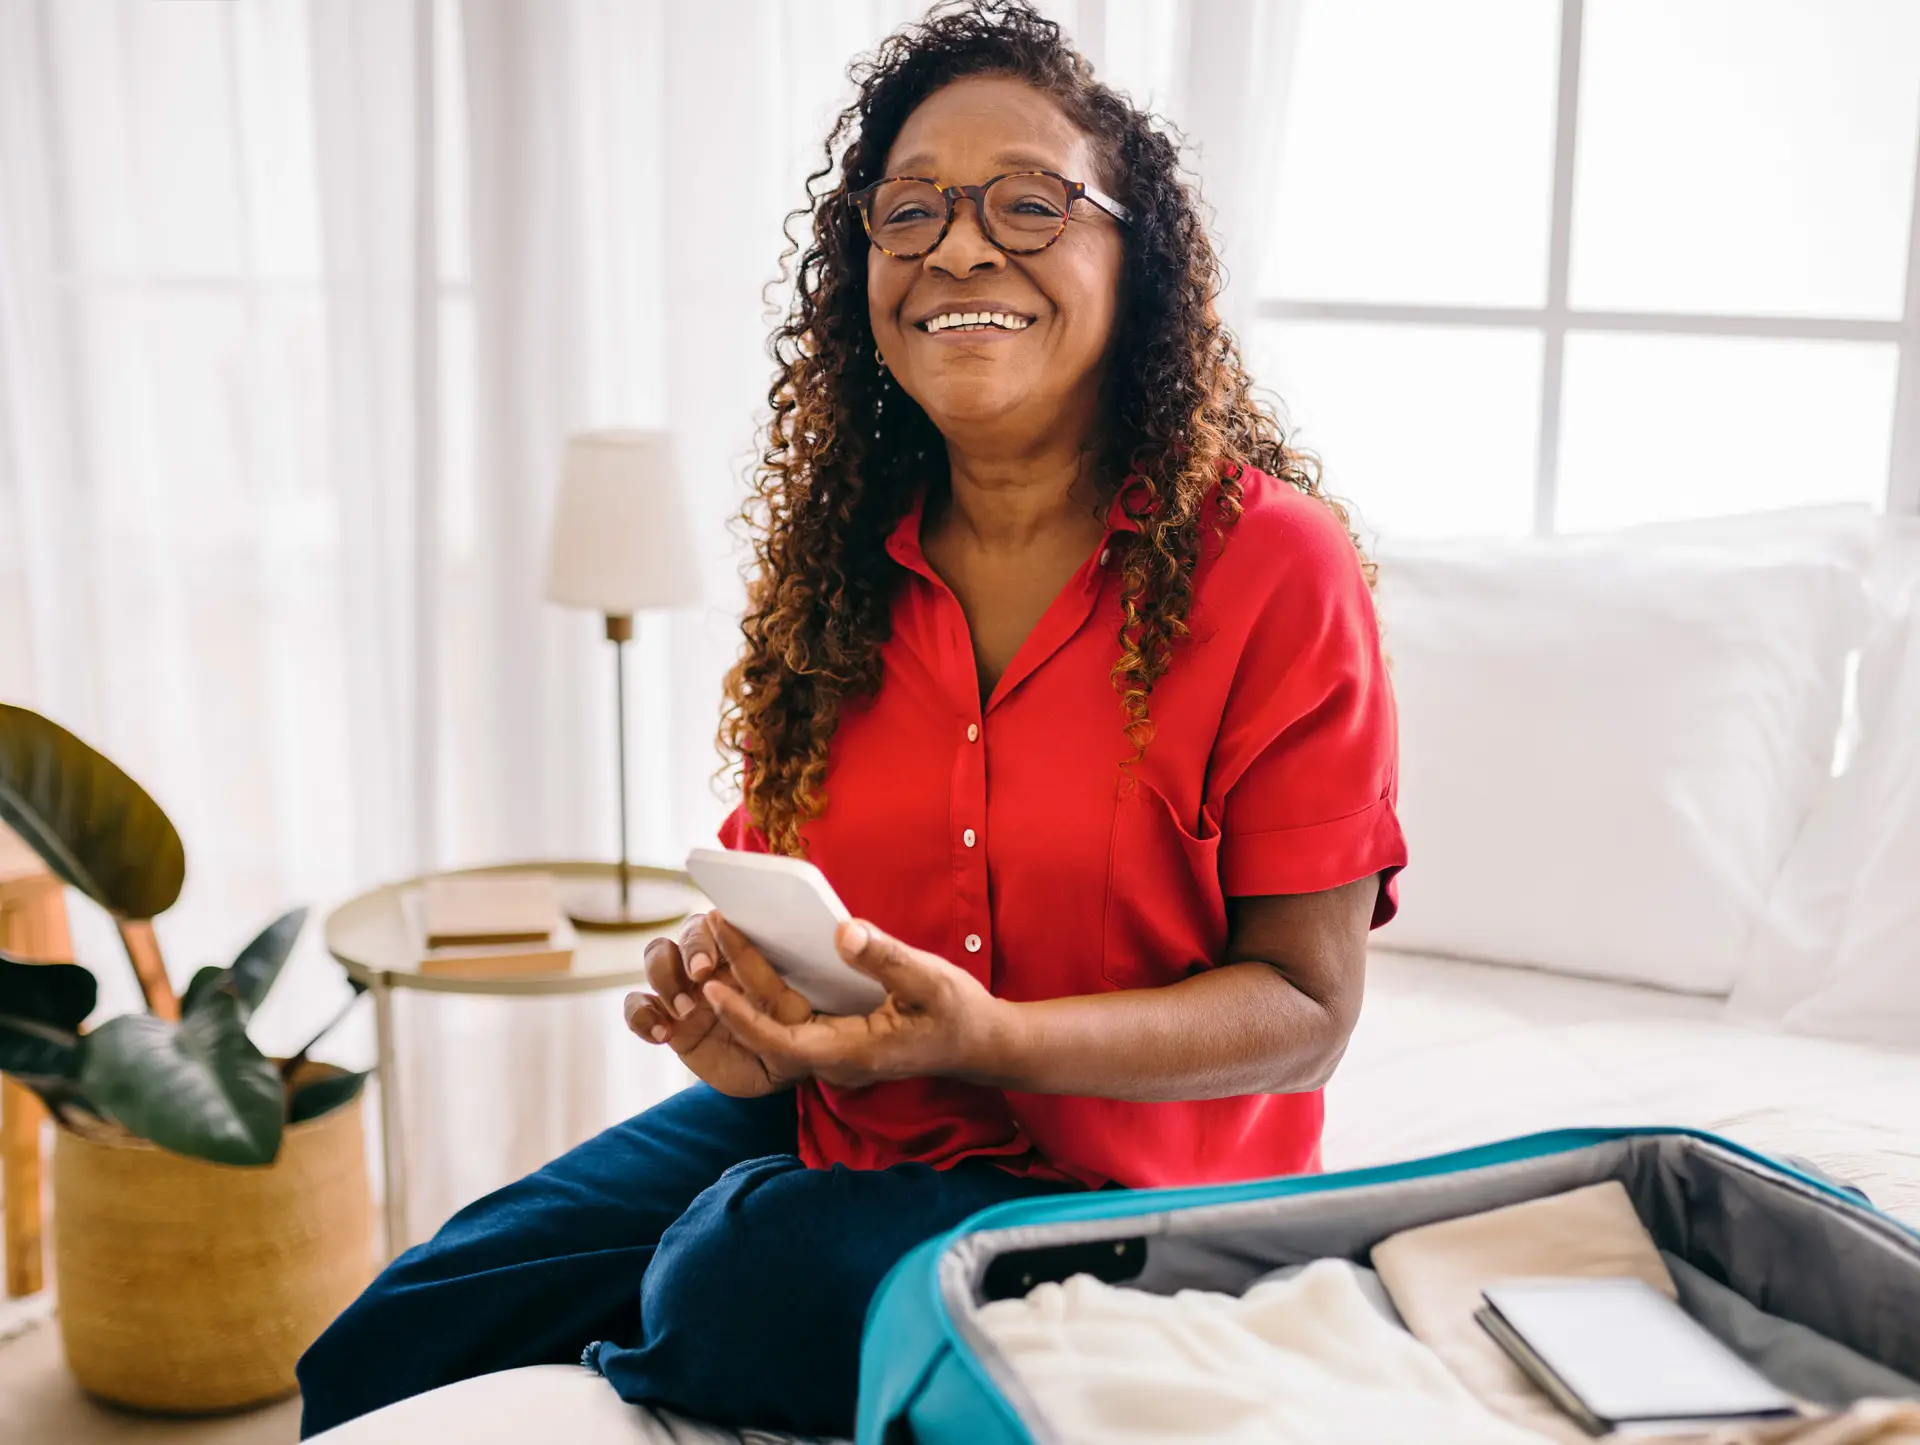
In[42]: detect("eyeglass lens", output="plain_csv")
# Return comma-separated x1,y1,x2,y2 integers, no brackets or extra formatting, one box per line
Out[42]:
865,174,1073,257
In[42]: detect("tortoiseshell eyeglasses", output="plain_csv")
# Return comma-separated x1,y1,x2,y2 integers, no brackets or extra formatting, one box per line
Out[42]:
849,170,1131,260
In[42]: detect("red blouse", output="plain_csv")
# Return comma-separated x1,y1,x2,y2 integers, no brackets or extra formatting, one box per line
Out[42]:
718,467,1406,1189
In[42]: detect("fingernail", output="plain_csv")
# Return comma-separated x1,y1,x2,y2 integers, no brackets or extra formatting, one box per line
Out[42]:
623,992,642,1021
688,952,713,980
650,1025,668,1042
673,992,695,1018
842,921,871,954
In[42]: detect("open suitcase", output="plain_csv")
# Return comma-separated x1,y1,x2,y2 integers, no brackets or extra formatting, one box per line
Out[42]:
857,1127,1920,1445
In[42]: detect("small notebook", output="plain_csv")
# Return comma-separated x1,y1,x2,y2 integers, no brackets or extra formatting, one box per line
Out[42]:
420,874,560,947
1477,1278,1797,1437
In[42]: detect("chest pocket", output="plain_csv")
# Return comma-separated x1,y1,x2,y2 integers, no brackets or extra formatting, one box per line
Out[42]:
1101,776,1228,991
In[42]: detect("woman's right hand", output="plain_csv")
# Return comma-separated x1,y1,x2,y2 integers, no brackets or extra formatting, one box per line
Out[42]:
625,912,815,1098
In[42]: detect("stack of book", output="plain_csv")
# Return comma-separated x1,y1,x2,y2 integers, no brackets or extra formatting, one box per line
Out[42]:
402,873,576,977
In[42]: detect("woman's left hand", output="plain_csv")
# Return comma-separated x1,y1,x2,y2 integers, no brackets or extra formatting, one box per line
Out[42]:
700,913,1017,1091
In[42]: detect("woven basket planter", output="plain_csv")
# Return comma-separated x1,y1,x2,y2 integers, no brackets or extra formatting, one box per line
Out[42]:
51,1068,374,1414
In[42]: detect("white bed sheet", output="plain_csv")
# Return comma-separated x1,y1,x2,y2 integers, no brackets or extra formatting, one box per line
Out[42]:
306,1361,824,1445
1328,949,1920,1225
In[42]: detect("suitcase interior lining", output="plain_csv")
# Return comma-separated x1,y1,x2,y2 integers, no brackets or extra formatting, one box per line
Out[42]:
937,1134,1920,1424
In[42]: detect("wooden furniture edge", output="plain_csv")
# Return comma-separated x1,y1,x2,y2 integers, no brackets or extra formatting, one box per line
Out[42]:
2,869,73,1298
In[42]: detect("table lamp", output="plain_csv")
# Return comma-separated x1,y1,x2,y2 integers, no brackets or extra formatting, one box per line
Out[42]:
545,430,701,930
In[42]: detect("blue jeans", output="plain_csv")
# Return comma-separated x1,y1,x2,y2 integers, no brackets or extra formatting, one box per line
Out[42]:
296,1084,1071,1439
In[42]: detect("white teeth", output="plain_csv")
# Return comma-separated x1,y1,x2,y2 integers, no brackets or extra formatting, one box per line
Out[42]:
923,311,1032,332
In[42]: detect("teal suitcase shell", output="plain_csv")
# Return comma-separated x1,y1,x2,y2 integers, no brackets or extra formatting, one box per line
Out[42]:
858,1128,1920,1445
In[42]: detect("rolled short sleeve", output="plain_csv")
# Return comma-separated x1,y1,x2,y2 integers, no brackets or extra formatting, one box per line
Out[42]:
1210,498,1406,924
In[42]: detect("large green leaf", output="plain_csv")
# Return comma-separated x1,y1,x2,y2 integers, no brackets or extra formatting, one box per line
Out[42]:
0,1066,100,1123
0,951,96,1033
0,1028,100,1121
228,906,307,1018
180,964,228,1018
79,992,284,1165
0,1010,83,1080
0,705,185,919
286,1069,367,1124
0,955,102,1120
0,953,92,1078
280,974,369,1079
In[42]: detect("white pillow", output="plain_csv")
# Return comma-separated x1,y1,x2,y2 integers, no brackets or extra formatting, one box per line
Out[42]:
1728,522,1920,1041
1373,535,1863,995
1604,503,1881,572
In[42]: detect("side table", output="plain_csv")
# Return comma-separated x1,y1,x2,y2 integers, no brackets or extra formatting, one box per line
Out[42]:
324,860,700,1259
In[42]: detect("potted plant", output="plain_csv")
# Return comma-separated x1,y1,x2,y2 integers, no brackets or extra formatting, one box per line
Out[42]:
0,703,373,1413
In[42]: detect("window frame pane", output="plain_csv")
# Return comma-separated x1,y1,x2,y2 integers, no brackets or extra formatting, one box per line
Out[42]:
1252,0,1920,533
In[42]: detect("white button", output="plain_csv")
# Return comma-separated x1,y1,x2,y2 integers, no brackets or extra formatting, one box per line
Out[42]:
966,723,979,742
964,933,983,953
1099,547,1111,566
963,828,977,848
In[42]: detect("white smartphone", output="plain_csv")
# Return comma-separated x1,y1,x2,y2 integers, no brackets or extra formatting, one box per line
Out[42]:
683,848,888,1015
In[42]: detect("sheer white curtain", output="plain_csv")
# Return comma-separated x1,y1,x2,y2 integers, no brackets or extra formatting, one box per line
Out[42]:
0,0,1297,1243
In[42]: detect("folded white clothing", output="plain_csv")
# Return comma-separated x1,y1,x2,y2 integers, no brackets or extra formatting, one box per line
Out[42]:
1248,1260,1407,1328
973,1258,1554,1445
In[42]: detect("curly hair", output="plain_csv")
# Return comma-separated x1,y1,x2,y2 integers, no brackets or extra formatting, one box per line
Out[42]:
720,0,1366,857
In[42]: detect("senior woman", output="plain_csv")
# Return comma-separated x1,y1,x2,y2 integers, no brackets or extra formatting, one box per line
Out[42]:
297,1,1404,1438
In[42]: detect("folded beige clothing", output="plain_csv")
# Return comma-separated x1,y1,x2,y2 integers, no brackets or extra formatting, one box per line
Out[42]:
1370,1181,1920,1445
1371,1181,1675,1445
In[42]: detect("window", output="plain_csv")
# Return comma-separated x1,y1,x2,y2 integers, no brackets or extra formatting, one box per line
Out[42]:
16,0,487,1008
1256,0,1920,542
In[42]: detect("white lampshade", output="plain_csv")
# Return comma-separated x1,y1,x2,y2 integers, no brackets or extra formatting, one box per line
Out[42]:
544,430,702,615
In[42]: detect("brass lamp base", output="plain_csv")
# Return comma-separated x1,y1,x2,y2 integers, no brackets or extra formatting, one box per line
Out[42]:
567,878,692,933
572,613,696,933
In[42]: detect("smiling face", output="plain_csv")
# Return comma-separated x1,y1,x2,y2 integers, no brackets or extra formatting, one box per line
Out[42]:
867,74,1125,457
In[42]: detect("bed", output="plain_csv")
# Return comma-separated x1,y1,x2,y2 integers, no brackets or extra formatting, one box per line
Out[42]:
1326,950,1920,1226
313,947,1920,1442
